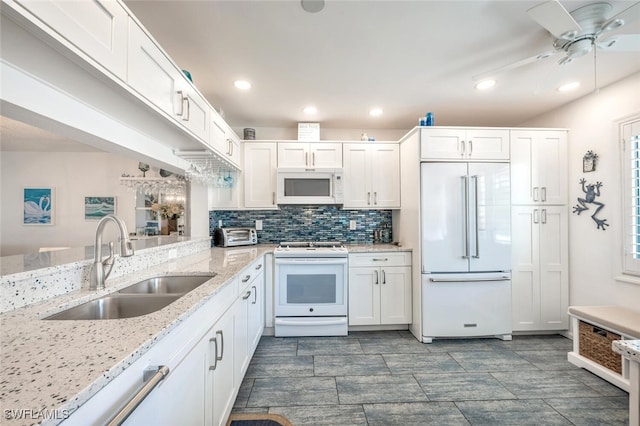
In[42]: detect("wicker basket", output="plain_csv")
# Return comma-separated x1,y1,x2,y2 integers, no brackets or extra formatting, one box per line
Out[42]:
578,320,622,374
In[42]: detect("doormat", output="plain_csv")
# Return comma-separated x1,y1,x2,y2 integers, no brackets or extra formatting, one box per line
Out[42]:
227,413,293,426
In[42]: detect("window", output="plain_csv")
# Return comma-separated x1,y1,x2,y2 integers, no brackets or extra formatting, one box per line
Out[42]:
622,118,640,276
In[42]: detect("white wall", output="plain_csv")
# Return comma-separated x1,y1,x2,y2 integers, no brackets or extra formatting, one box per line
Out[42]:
521,72,640,311
0,151,141,256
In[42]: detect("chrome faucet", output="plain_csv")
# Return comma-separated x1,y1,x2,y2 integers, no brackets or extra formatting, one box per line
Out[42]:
89,214,134,290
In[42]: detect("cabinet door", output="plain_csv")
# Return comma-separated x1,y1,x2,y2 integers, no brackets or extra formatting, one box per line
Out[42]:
538,206,569,330
510,131,536,205
176,83,209,142
244,143,277,208
466,129,510,160
420,128,465,159
234,291,249,386
370,144,400,208
208,312,236,426
536,131,568,205
510,206,541,331
123,338,208,426
278,143,308,168
12,0,128,79
310,143,343,168
248,273,264,355
348,267,379,325
127,19,183,118
209,114,228,155
380,266,412,324
342,144,370,208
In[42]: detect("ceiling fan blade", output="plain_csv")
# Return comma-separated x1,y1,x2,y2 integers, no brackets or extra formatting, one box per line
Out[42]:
600,1,640,34
597,34,640,51
527,0,582,39
472,51,557,81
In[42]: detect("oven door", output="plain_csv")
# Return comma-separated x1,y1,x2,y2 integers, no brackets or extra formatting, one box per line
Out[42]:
274,257,348,317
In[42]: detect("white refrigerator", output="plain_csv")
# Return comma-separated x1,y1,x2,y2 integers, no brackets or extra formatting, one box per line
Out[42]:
421,162,512,343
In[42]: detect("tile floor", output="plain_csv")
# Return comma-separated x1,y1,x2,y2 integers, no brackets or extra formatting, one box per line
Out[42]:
232,331,629,425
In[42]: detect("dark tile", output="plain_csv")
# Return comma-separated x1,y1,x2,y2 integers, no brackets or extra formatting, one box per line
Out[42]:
449,350,538,372
364,402,469,425
336,375,427,404
415,372,516,401
544,396,629,425
269,404,367,425
491,370,603,399
315,355,390,376
456,399,573,425
246,355,313,378
297,337,363,356
383,353,464,374
566,369,629,397
515,349,581,370
359,337,432,354
247,377,338,407
253,336,298,357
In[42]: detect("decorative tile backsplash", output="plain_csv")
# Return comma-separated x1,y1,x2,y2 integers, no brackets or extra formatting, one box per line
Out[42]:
209,206,392,244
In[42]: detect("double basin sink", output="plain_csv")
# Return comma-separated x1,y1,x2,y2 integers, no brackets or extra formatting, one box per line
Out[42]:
44,275,215,321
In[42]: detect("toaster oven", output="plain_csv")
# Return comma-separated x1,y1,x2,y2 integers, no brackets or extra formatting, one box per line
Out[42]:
213,227,257,247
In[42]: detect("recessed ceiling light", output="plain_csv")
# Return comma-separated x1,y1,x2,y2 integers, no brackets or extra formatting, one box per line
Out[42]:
303,106,318,115
234,80,251,90
369,108,383,117
558,81,580,92
475,79,496,90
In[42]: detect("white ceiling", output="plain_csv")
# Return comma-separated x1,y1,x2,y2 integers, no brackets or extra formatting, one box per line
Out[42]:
123,0,640,131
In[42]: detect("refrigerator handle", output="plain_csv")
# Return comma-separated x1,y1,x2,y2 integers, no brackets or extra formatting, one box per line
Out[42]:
462,175,470,259
429,276,511,283
472,175,480,259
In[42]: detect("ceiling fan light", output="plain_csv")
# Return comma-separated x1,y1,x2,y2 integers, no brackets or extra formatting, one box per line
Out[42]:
475,79,496,90
558,81,580,92
369,108,383,117
234,80,252,90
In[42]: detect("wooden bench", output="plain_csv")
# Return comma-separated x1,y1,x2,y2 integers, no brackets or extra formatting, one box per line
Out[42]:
568,305,640,391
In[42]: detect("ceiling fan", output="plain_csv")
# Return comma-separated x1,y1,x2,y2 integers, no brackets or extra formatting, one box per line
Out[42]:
473,0,640,85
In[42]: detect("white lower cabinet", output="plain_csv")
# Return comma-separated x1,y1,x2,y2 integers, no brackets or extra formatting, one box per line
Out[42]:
209,310,237,426
511,205,569,331
348,252,412,326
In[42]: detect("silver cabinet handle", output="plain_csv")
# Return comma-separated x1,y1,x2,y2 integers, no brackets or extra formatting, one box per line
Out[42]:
272,192,276,205
372,258,388,262
305,152,309,166
542,187,547,202
230,140,234,156
252,285,257,304
255,264,263,270
107,366,170,426
374,192,378,205
468,140,473,156
367,192,371,205
243,290,251,300
533,187,539,202
542,208,547,224
460,140,465,156
374,270,379,284
183,97,190,121
176,90,184,116
208,337,218,370
533,209,539,224
216,330,224,361
242,275,251,283
382,269,386,284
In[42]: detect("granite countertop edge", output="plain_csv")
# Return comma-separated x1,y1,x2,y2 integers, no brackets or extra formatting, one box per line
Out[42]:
612,339,640,363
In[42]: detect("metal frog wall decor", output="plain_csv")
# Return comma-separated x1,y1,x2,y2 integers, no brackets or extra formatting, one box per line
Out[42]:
573,179,609,230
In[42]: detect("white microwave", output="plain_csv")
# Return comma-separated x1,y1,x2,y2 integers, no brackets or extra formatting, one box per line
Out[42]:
276,168,344,205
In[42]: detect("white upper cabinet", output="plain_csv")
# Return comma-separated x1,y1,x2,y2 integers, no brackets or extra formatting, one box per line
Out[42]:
421,128,510,160
244,142,278,209
10,0,128,80
343,143,400,209
510,130,568,205
210,112,241,167
277,142,342,168
128,18,209,142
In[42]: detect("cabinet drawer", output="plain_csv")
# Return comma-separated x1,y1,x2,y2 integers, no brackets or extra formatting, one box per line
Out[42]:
349,251,411,267
239,258,264,290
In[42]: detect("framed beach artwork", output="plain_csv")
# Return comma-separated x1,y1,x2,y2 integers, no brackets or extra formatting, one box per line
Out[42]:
23,187,54,225
84,196,116,220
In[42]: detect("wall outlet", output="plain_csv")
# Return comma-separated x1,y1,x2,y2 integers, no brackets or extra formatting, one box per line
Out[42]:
349,220,356,230
255,219,263,231
218,220,222,228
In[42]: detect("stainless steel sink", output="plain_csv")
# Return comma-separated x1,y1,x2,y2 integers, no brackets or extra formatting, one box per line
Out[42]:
117,275,215,295
44,294,181,320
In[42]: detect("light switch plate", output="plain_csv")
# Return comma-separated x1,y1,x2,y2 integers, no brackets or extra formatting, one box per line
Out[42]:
349,220,356,230
255,219,263,231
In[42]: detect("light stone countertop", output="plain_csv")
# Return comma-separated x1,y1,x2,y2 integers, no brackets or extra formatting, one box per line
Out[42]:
0,242,410,425
613,339,640,363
